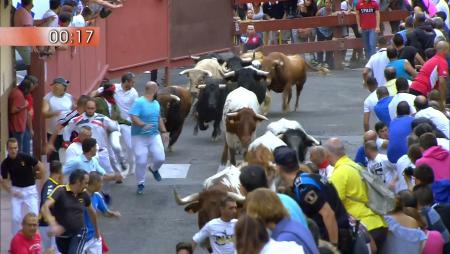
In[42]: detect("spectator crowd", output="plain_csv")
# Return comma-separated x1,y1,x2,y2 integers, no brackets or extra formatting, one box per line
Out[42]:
3,0,450,254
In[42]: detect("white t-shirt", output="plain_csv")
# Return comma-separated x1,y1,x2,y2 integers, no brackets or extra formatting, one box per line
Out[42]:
319,165,334,179
44,92,74,134
395,154,414,193
376,137,388,154
260,239,305,254
70,14,86,27
114,83,139,121
364,90,378,114
365,48,389,86
193,218,237,254
415,107,450,139
367,153,397,185
42,9,58,27
388,92,416,120
65,142,83,163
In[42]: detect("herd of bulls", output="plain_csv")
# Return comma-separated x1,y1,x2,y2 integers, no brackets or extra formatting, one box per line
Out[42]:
157,51,325,157
155,51,325,232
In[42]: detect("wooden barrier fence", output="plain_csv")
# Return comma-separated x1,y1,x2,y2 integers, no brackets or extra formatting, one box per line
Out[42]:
234,0,409,69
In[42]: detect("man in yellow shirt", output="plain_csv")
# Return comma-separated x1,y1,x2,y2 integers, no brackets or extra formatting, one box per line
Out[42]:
324,137,387,254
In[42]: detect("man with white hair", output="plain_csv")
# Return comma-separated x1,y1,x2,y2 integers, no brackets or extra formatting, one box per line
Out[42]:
130,82,169,194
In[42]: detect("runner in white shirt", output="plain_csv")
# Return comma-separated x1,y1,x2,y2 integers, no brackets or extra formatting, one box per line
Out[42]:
365,141,397,191
63,99,121,178
192,197,237,254
388,78,416,119
414,95,450,139
363,77,379,131
114,73,139,174
65,126,92,163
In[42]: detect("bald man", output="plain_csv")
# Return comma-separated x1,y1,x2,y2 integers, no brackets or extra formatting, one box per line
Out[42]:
129,82,169,194
309,146,334,178
410,41,449,108
354,130,378,167
324,137,388,252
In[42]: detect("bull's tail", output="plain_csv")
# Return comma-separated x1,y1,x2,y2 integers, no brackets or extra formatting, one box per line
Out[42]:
304,59,330,76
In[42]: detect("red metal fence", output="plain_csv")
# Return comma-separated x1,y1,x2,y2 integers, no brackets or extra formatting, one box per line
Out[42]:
30,0,235,156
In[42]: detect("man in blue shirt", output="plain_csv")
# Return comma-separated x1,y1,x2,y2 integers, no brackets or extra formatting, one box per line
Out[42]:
374,86,393,126
129,81,169,194
387,101,414,163
83,171,121,254
63,138,120,182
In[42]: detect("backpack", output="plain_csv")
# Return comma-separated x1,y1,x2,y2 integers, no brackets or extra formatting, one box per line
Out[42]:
347,164,396,215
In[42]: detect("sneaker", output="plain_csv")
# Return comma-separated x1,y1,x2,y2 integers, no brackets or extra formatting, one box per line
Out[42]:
136,184,144,195
148,166,162,182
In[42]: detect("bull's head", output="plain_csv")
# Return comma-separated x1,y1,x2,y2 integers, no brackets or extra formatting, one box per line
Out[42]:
197,83,227,110
261,58,285,85
277,128,320,162
226,108,268,148
156,93,181,119
173,188,244,229
179,68,213,96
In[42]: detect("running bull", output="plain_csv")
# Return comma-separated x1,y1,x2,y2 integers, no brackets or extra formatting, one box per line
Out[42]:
156,86,192,151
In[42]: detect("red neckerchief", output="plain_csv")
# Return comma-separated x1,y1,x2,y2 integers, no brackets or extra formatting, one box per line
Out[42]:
72,137,81,143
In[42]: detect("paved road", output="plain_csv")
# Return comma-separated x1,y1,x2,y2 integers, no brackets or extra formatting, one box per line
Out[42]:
0,66,372,254
98,67,371,254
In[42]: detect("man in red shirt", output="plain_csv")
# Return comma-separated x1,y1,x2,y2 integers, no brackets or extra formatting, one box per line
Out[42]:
356,0,380,60
8,80,31,152
9,212,52,254
410,41,449,108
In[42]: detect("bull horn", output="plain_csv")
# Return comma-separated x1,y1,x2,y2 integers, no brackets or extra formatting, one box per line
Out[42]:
245,66,269,76
170,94,181,102
255,113,268,121
307,135,320,145
218,84,227,89
173,189,199,205
190,55,200,60
198,69,213,77
226,112,239,117
197,84,207,89
179,69,195,75
227,192,246,203
241,57,252,63
277,134,284,139
223,71,235,78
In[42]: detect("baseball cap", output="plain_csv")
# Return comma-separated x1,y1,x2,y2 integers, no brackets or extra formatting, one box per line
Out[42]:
273,146,298,169
53,77,69,87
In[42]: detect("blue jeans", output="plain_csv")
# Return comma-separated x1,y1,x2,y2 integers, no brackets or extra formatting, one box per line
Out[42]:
362,29,376,59
22,128,31,154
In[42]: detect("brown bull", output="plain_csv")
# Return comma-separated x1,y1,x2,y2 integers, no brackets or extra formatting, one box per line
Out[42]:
262,52,307,113
156,86,192,151
221,108,267,165
174,145,276,230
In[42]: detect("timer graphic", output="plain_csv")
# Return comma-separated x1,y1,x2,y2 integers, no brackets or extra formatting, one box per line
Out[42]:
0,27,100,46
